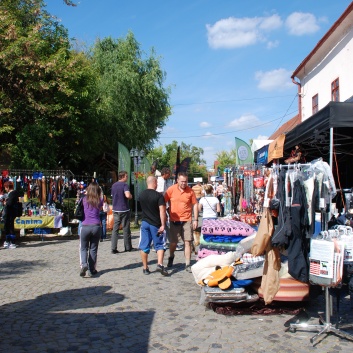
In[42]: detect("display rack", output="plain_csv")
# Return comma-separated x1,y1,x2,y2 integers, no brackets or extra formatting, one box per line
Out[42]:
8,169,74,220
289,229,353,344
289,286,353,344
8,169,74,178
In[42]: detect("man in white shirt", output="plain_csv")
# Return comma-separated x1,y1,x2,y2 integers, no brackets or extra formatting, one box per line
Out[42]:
156,167,183,251
156,167,172,194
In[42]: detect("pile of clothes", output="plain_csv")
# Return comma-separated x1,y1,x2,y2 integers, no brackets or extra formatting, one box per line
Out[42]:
197,219,256,259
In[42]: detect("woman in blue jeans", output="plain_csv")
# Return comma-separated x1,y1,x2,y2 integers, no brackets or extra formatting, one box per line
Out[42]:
79,182,103,277
100,195,109,241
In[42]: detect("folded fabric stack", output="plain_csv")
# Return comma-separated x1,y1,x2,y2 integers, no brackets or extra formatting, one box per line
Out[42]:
196,248,227,260
198,219,255,256
200,283,259,304
233,252,265,280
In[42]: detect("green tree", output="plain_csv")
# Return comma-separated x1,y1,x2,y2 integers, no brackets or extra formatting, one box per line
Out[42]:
0,0,96,170
147,141,208,181
215,149,237,173
90,33,172,153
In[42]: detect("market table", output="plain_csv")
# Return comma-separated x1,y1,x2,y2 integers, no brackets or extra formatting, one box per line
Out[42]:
14,215,63,240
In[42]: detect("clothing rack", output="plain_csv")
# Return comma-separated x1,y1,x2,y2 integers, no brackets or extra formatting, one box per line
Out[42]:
8,169,74,178
271,162,312,170
289,229,353,344
7,169,74,220
289,284,353,344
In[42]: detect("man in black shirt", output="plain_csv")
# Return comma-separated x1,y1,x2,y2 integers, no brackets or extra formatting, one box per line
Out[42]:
138,176,169,276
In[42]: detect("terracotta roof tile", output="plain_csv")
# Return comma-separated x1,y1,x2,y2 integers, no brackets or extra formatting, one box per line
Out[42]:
269,114,300,140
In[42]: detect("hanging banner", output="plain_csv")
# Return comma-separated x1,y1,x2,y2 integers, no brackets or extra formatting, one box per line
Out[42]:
118,142,131,184
267,134,286,163
179,157,191,173
256,144,270,164
14,215,62,229
173,146,181,181
235,137,253,165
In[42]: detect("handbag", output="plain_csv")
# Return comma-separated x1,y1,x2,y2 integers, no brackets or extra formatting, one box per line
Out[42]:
251,207,274,256
74,197,85,221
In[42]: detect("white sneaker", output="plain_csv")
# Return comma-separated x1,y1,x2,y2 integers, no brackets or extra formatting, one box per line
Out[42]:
3,241,9,248
176,244,184,251
8,243,17,249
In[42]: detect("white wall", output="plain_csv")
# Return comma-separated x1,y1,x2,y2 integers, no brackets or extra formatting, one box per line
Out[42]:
299,28,353,121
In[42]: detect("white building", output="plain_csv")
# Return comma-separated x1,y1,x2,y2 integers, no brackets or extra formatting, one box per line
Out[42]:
292,2,353,122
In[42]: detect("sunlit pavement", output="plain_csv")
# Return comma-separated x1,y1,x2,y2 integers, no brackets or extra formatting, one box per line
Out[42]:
1,230,353,353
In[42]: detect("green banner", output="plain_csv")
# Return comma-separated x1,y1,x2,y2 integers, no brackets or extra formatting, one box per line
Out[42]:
235,137,254,165
118,142,131,184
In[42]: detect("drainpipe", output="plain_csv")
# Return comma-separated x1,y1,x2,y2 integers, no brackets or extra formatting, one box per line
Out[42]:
291,76,302,121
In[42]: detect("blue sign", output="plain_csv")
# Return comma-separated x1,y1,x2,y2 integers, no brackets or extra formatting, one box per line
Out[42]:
256,144,269,164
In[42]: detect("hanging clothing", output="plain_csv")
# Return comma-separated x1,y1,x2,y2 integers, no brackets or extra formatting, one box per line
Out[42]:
287,179,310,282
271,169,292,249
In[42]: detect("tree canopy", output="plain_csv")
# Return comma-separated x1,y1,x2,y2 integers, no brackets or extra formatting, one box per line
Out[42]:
90,34,171,152
0,1,171,173
148,141,208,181
215,149,237,173
0,0,95,170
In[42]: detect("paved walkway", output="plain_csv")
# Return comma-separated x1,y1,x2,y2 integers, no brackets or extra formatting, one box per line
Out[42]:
1,231,353,353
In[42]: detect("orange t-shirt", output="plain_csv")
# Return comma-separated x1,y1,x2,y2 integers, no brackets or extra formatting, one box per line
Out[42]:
192,184,203,199
164,184,197,221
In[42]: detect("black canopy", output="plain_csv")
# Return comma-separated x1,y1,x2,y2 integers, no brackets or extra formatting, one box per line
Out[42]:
283,101,353,187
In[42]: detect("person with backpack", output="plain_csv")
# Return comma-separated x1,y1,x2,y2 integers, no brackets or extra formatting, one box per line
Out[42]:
79,182,103,277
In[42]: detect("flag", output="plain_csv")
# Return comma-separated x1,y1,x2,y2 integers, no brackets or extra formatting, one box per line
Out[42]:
174,146,181,182
235,137,253,165
150,159,158,174
179,157,191,173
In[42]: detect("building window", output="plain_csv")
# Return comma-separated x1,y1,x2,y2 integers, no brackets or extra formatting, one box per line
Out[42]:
331,78,339,101
312,94,318,114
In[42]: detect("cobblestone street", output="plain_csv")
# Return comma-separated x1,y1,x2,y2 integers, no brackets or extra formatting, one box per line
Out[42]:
1,231,353,353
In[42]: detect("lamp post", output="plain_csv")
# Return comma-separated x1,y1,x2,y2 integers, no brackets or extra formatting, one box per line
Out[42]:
130,147,145,226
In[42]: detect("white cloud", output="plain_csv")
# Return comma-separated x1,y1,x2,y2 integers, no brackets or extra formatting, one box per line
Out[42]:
200,121,211,128
285,12,321,36
266,40,279,49
256,135,269,140
227,114,261,128
259,14,282,31
203,131,219,139
206,14,282,49
255,68,293,91
203,146,214,151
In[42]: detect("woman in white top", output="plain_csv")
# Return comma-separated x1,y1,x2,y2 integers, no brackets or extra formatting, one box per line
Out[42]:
198,184,221,219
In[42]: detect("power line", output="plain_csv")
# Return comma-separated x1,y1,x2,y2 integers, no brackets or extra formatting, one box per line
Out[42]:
171,94,295,106
270,94,298,135
158,110,297,139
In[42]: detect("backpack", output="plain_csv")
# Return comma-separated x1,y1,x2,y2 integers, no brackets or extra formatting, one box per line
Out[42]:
74,197,85,221
16,202,23,217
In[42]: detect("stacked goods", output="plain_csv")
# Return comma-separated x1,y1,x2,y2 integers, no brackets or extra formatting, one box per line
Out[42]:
198,219,255,258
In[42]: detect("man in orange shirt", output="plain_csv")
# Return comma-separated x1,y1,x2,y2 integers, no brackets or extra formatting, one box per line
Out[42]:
164,172,198,272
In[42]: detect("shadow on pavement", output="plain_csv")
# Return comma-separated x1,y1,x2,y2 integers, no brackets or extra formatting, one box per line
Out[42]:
0,259,47,278
0,286,154,353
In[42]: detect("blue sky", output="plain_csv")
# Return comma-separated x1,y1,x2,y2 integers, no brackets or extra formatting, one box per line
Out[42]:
45,0,353,168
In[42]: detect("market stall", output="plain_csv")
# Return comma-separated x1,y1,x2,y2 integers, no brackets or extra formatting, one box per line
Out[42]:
193,156,353,344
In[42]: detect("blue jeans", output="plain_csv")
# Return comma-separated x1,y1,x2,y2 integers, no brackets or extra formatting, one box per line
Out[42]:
100,211,107,239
